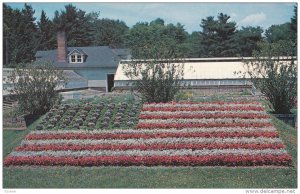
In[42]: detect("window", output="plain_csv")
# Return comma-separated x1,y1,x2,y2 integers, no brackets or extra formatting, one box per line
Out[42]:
77,55,82,63
71,55,76,63
69,54,83,63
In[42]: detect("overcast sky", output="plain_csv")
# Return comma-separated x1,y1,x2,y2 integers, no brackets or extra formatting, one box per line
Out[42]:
6,2,296,33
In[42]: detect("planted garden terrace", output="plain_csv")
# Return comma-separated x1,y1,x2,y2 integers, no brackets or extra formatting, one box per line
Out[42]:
34,101,141,130
4,101,292,167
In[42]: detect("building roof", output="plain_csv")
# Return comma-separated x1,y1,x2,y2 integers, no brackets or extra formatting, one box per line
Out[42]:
63,70,88,82
35,46,131,68
67,48,87,56
115,60,251,81
3,68,88,96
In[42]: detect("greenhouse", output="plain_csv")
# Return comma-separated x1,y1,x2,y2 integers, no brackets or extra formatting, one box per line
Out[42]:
114,58,253,94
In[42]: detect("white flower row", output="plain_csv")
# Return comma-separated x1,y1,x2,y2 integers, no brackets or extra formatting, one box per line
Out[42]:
30,127,277,135
143,103,263,108
21,137,283,146
9,148,287,157
138,118,271,124
141,110,266,115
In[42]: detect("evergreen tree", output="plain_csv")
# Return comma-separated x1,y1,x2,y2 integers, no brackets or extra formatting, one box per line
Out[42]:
53,4,94,46
215,13,237,56
200,13,237,57
19,4,38,62
199,16,218,57
3,3,38,65
37,10,56,50
3,4,13,65
291,5,297,43
290,5,297,55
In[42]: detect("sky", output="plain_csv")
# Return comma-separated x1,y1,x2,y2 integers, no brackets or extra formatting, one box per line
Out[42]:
5,2,297,33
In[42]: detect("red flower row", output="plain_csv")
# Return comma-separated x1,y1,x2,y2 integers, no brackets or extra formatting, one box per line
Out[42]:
141,106,264,112
25,131,279,140
139,113,269,120
15,143,285,152
136,122,273,129
4,154,292,166
144,101,260,105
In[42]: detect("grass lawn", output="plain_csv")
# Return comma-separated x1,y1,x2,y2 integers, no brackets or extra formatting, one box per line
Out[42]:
2,116,297,188
2,166,296,188
3,130,30,159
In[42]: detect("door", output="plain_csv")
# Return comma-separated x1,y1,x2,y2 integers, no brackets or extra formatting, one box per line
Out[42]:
107,74,114,92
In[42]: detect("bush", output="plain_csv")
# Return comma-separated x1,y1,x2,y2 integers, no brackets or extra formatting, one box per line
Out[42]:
4,62,66,116
123,57,184,103
243,41,297,114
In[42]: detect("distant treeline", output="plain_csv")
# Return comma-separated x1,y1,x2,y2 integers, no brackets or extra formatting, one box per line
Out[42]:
3,4,297,66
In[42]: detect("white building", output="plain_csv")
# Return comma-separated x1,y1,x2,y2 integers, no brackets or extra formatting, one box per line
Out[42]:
114,57,254,95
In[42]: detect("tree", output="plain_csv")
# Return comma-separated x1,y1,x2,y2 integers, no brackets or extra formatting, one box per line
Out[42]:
123,19,185,102
199,16,218,57
93,18,129,48
290,5,297,56
37,10,56,50
3,3,38,65
184,32,203,58
3,4,13,65
4,62,66,116
235,26,263,57
216,13,238,56
290,5,297,43
150,18,165,26
125,19,188,58
264,6,297,56
19,4,38,61
53,4,94,46
200,13,237,57
243,41,297,114
265,23,294,43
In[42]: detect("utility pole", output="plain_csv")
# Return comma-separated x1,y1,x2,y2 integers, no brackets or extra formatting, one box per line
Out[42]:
4,37,9,65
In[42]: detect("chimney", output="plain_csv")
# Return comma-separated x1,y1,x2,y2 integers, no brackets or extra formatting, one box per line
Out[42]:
57,31,67,62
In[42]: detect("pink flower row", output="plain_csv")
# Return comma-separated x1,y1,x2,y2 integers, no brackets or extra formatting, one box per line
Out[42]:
25,131,279,140
141,106,264,112
136,122,273,129
4,154,292,166
139,113,269,120
15,143,285,152
144,101,261,105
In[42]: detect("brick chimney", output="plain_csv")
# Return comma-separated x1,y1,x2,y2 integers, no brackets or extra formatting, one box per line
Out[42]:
57,31,67,62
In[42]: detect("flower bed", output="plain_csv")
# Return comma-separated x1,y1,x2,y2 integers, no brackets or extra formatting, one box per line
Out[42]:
4,101,292,167
35,102,141,130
